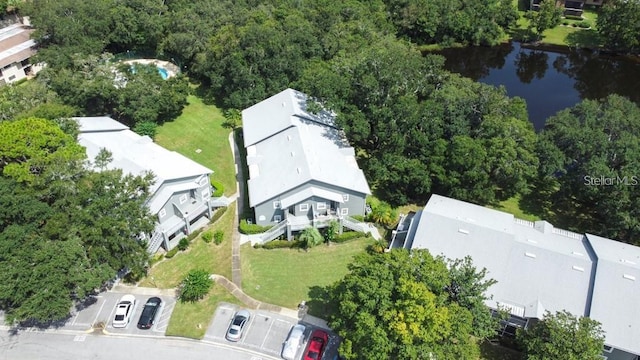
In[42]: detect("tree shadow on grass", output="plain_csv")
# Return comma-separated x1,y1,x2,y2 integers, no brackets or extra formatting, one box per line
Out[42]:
479,339,524,360
306,285,336,319
565,29,602,49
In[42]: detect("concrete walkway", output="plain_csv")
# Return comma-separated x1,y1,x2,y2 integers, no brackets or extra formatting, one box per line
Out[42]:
111,284,177,297
228,131,244,287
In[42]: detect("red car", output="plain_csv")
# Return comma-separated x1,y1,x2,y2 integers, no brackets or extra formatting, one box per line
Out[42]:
304,329,329,360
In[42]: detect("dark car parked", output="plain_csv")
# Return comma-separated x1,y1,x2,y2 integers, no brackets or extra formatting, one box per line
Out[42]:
137,297,162,329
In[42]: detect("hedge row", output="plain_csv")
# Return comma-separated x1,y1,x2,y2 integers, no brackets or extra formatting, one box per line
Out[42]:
210,206,227,224
333,231,367,243
254,239,302,249
210,178,224,197
239,219,273,234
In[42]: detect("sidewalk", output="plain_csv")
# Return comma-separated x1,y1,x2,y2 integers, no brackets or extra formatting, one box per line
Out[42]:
111,284,177,297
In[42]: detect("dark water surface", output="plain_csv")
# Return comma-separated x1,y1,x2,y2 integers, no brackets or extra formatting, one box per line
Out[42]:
433,42,640,130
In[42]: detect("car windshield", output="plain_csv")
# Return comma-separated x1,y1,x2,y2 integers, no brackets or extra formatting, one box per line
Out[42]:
115,315,124,321
232,317,245,326
308,351,319,359
229,328,238,335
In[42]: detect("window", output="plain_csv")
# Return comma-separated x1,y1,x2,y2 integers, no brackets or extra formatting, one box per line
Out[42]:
274,215,281,222
603,345,613,353
159,209,166,218
341,208,348,215
342,194,349,202
199,177,207,186
201,189,209,199
259,215,266,221
179,194,187,204
8,75,15,81
317,202,326,210
300,204,309,212
273,201,281,209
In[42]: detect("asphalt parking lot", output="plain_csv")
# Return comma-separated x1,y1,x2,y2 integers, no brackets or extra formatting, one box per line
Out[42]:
205,303,340,360
66,291,176,335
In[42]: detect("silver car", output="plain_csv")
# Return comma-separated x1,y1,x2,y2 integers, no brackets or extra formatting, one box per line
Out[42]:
282,324,306,360
225,309,251,341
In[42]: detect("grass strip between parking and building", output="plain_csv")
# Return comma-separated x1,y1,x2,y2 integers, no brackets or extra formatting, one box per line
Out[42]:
165,285,243,339
240,237,376,310
155,94,236,196
140,202,235,288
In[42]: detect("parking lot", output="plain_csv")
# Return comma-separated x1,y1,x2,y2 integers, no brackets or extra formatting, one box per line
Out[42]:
205,303,340,360
66,291,176,335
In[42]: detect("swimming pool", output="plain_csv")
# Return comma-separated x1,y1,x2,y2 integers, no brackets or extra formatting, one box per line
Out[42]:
157,67,169,80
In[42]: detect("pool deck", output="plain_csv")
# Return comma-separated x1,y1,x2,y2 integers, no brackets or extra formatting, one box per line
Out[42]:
121,58,179,78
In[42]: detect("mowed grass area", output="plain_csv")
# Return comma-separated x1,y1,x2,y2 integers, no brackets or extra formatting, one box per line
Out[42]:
139,202,235,288
155,94,236,196
165,285,243,339
241,238,376,309
490,195,540,222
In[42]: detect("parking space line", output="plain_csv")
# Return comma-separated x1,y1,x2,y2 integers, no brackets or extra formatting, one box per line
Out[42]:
91,297,108,327
241,312,258,344
260,318,275,349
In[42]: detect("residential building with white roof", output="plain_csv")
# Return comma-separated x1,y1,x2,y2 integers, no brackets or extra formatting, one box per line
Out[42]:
391,194,640,360
75,116,214,253
242,89,371,241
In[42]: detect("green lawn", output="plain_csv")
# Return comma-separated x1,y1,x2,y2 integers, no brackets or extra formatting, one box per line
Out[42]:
165,285,243,339
241,238,375,309
139,202,235,288
155,94,236,196
490,195,540,222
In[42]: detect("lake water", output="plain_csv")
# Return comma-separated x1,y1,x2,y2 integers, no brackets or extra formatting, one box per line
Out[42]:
433,42,640,130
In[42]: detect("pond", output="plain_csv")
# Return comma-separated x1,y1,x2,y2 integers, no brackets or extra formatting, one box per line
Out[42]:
433,42,640,130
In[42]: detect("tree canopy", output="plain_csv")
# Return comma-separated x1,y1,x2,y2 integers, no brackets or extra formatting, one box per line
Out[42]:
322,249,497,359
0,118,154,324
535,95,640,244
517,310,605,360
597,0,640,54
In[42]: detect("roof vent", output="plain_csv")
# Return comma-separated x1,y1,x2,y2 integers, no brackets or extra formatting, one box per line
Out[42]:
623,274,636,281
296,167,301,174
287,135,291,141
621,259,637,265
458,229,469,235
525,252,537,259
282,101,286,107
572,266,585,272
527,239,538,244
572,251,584,256
290,151,295,157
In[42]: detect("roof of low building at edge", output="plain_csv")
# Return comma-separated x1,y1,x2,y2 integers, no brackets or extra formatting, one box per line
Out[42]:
74,116,212,194
405,194,640,356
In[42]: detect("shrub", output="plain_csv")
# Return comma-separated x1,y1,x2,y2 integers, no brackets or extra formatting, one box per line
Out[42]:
367,201,398,228
562,21,570,26
239,219,273,234
299,227,324,249
578,21,590,28
350,215,365,221
179,269,212,302
333,231,367,243
323,221,340,243
210,179,224,197
187,228,203,241
165,247,179,258
202,231,213,243
210,207,227,224
133,121,158,138
214,230,224,245
257,239,301,249
565,15,583,21
177,237,189,251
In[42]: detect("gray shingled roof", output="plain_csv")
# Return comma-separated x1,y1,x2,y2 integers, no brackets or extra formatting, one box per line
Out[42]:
586,233,640,355
407,194,640,356
74,117,212,194
243,89,370,207
411,195,595,320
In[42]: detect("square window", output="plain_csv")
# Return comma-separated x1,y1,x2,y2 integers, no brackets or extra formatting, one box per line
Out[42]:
342,194,349,202
201,189,209,199
274,215,281,222
179,194,187,204
158,208,166,218
273,201,281,209
341,208,348,215
317,202,326,210
300,203,309,212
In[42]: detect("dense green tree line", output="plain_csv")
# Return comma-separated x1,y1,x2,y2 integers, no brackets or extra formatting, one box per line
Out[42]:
0,118,154,324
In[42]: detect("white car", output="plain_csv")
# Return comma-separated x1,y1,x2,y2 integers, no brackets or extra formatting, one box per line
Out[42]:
282,324,306,360
112,294,136,328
